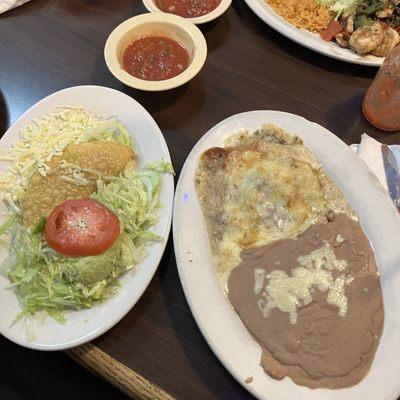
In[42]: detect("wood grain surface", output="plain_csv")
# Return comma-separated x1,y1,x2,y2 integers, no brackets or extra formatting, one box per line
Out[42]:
67,344,175,400
1,1,399,399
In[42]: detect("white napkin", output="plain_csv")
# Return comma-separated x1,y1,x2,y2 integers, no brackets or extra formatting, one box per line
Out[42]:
351,133,400,191
0,0,30,14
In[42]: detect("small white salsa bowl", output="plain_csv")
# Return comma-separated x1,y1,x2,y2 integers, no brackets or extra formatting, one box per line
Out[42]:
142,0,232,25
104,13,207,91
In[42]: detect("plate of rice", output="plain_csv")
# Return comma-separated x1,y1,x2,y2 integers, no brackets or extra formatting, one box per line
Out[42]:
243,0,386,66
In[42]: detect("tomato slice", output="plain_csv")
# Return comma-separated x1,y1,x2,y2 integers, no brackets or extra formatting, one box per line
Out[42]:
44,198,120,257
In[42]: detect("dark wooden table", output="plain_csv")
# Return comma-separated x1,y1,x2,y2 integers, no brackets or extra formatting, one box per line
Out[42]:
1,1,399,399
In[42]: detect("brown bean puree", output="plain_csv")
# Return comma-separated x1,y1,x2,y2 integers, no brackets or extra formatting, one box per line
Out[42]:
228,214,384,389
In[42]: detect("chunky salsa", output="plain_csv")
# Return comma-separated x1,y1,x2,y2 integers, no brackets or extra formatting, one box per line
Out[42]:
122,36,190,81
155,0,221,18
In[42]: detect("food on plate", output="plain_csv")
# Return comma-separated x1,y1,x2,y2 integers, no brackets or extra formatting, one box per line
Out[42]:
348,22,386,54
44,198,120,257
195,125,353,286
266,0,400,57
0,106,172,325
23,140,134,227
362,44,400,130
267,0,332,33
195,125,383,388
228,214,383,389
122,36,190,81
154,0,222,18
320,0,400,57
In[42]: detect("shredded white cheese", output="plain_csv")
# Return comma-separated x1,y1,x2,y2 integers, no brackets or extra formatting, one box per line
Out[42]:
58,160,102,187
0,106,117,203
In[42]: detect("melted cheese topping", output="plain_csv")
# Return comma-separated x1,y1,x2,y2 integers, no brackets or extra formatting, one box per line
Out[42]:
255,243,353,324
195,125,354,287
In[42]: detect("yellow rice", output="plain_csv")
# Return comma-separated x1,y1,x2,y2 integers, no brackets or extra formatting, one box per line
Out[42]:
266,0,332,33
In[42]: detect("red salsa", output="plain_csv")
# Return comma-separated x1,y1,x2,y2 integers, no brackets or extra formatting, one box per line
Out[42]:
122,36,190,81
155,0,221,18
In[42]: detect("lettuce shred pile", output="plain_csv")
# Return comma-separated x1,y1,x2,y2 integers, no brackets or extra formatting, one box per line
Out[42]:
318,0,361,17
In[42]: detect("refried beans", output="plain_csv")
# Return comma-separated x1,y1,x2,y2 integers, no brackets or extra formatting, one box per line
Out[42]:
228,214,384,389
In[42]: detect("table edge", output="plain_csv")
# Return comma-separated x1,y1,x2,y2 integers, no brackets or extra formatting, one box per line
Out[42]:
66,344,176,400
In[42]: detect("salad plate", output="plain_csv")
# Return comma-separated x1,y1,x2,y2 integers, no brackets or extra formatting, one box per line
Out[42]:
173,110,400,400
0,85,174,350
243,0,383,66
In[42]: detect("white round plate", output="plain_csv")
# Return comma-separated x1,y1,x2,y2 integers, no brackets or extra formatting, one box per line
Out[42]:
173,110,400,400
0,85,174,350
243,0,383,67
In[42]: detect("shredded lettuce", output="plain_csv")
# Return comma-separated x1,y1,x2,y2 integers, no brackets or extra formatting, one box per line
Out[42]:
1,161,171,324
92,161,173,266
318,0,361,17
75,120,132,146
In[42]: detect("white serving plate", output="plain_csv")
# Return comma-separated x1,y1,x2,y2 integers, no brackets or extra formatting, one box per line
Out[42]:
0,85,174,351
243,0,383,67
173,110,400,400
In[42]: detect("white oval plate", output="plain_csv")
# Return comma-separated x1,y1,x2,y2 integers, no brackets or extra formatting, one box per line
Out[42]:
173,110,400,400
0,85,174,351
243,0,383,67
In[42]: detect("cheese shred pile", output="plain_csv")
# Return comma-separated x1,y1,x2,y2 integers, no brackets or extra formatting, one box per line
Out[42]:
0,106,131,209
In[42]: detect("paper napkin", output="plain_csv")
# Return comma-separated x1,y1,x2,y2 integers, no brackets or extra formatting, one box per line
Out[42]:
351,133,400,191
